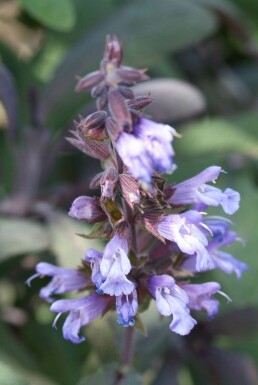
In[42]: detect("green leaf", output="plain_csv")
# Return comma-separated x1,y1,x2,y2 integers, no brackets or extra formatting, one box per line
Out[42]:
194,0,241,16
227,0,258,24
20,0,76,31
0,321,38,371
47,212,101,268
177,118,258,159
21,320,88,385
78,366,116,385
0,218,49,260
133,79,206,124
40,0,218,128
0,360,28,385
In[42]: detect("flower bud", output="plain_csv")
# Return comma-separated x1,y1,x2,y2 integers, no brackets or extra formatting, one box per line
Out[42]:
75,71,105,92
116,66,149,84
104,35,123,66
119,174,140,208
127,96,154,111
69,196,106,223
108,89,131,124
66,131,111,160
100,168,118,198
76,112,107,141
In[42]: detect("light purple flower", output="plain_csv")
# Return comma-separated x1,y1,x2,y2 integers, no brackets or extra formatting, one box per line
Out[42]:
115,117,175,183
168,166,240,215
148,275,197,335
51,294,112,343
182,282,221,318
26,262,88,302
98,233,134,296
84,248,104,289
181,216,248,278
68,196,106,223
206,217,248,278
116,289,138,327
157,210,214,271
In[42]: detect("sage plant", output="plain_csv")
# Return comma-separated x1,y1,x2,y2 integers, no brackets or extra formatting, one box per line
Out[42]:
28,36,247,348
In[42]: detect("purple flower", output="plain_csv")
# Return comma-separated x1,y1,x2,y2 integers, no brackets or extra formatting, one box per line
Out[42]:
182,282,222,318
148,275,197,335
100,232,129,276
206,217,248,278
98,233,134,296
84,248,104,289
157,211,214,271
115,117,175,183
168,166,240,215
116,289,138,327
51,294,112,343
99,258,134,296
26,263,88,302
181,216,248,278
68,196,106,223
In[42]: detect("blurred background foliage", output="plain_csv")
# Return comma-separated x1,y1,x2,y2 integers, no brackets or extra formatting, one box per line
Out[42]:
1,0,258,384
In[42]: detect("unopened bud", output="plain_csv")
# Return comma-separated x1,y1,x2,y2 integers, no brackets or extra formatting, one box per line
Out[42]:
91,83,106,98
127,96,154,111
106,117,121,141
104,35,123,66
97,93,108,110
69,196,106,223
100,168,119,198
77,111,107,141
79,111,107,131
108,89,132,133
119,174,140,208
75,71,105,92
117,86,134,99
66,133,111,160
116,66,149,84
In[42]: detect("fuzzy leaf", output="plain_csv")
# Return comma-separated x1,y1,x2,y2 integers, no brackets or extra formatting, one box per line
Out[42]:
133,79,206,123
177,118,258,159
0,218,49,260
20,0,76,31
47,212,101,268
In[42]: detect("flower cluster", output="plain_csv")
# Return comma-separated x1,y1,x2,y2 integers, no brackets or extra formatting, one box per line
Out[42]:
27,36,248,343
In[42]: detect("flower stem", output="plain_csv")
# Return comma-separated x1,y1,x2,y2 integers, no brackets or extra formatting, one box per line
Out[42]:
115,326,135,385
122,325,135,366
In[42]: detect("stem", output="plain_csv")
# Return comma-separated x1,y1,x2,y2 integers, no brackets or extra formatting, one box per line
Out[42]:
123,199,138,255
115,327,135,385
122,326,135,367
